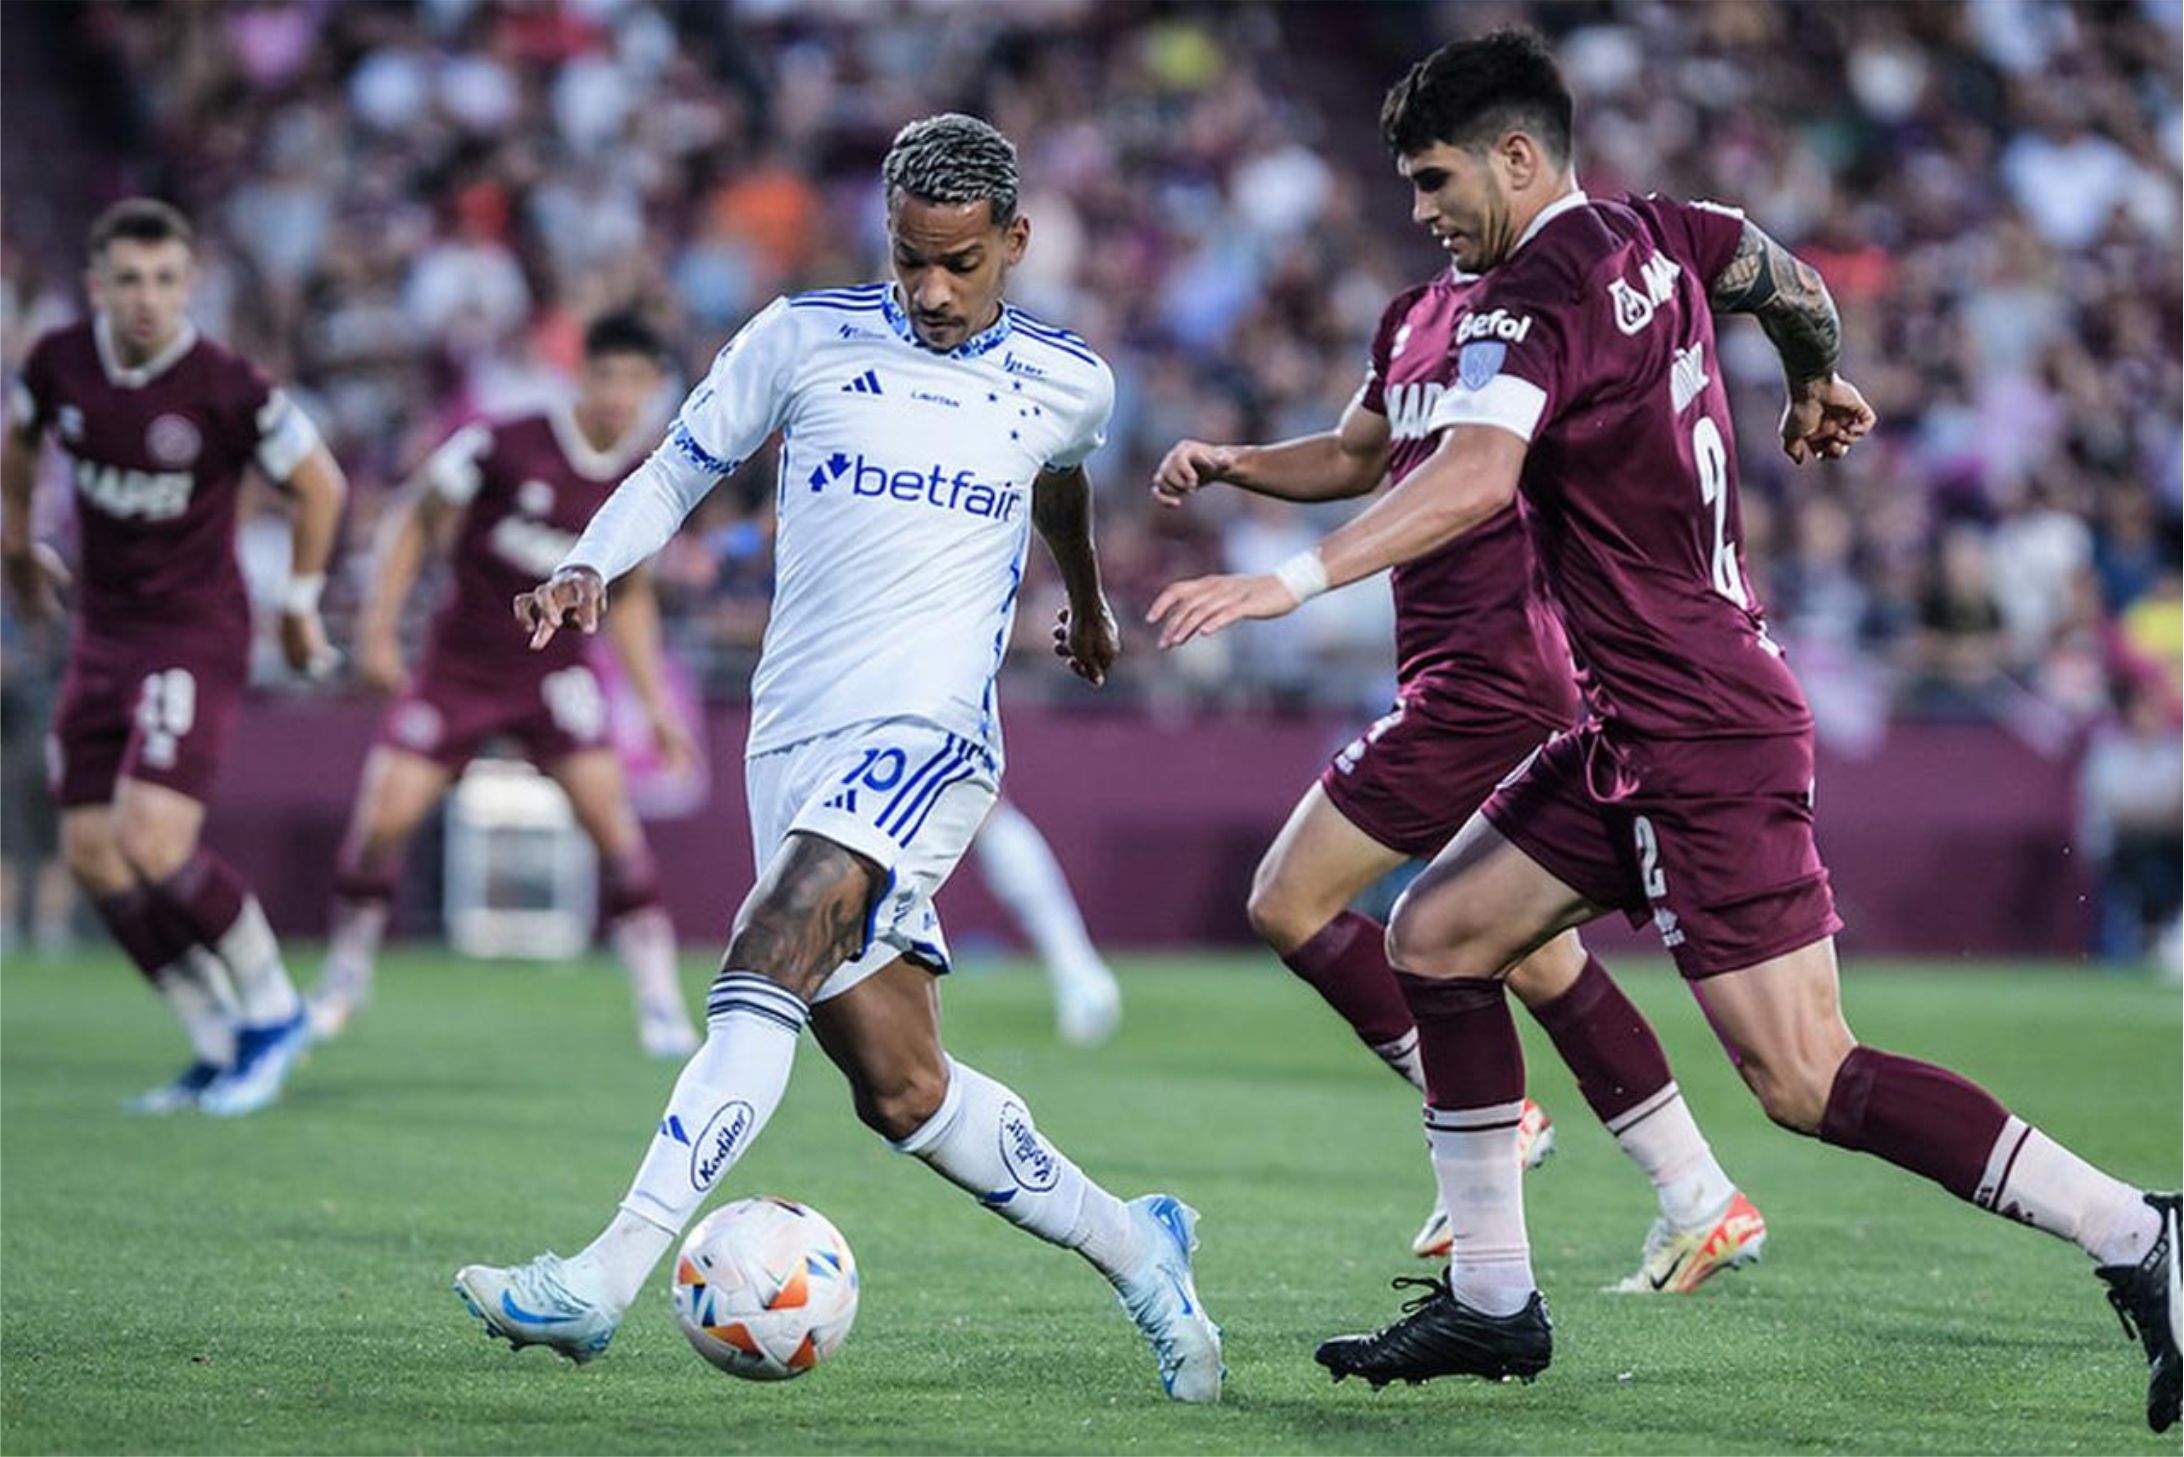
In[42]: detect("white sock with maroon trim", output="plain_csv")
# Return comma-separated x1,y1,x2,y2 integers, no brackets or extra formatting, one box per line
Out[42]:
1426,1101,1536,1316
1607,1083,1736,1228
1978,1117,2158,1266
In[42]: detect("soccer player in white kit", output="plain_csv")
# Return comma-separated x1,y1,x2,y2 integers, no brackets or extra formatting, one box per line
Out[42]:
452,115,1222,1403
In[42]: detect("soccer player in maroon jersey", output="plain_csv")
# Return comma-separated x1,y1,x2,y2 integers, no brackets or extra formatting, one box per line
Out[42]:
1151,262,1767,1292
308,314,701,1059
1151,31,2177,1428
2,198,347,1117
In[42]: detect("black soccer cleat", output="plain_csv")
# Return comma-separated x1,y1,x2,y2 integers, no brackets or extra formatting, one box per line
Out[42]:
1315,1275,1552,1389
2096,1191,2180,1433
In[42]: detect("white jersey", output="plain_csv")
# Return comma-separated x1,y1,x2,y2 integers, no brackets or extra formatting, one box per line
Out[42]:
561,282,1113,759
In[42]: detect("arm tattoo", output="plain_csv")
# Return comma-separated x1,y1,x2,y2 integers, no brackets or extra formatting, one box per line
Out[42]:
1710,220,1841,385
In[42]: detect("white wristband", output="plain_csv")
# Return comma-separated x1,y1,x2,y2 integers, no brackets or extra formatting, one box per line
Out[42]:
282,573,325,614
1273,549,1329,605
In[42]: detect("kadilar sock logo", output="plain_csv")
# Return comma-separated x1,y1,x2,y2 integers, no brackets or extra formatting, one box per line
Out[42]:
689,1100,756,1192
805,452,1024,523
996,1101,1061,1193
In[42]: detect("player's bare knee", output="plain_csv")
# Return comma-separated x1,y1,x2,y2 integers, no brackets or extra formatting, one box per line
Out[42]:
1737,1057,1828,1135
1244,870,1326,956
1385,892,1498,981
115,815,194,884
857,1066,949,1142
60,829,132,897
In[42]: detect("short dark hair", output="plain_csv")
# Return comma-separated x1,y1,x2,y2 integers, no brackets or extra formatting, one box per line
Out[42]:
582,311,668,363
1380,29,1574,166
88,197,194,258
881,113,1020,227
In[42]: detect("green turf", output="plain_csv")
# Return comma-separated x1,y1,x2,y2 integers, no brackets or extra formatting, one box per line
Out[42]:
1,948,2176,1455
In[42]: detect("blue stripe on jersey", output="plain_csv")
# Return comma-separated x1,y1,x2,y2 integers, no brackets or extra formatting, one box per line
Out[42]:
672,421,735,475
793,283,889,302
1005,307,1091,348
787,298,885,315
1009,321,1109,366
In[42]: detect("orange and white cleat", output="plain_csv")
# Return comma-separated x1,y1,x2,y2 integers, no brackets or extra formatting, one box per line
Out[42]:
1613,1190,1768,1294
1411,1100,1556,1258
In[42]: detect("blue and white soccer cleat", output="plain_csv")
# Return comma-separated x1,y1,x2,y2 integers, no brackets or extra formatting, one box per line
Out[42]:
122,1058,225,1116
1110,1194,1224,1403
454,1253,620,1365
197,1011,311,1117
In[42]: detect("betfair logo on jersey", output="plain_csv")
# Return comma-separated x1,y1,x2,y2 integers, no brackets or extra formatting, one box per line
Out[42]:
71,458,192,521
1455,308,1534,346
804,452,1023,522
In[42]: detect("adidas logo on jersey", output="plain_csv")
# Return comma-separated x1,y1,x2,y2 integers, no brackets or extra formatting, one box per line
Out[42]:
840,369,885,395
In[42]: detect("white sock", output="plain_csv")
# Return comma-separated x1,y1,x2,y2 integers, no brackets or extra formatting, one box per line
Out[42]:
1605,1082,1736,1228
214,896,301,1026
894,1057,1148,1282
1977,1117,2158,1266
1426,1102,1536,1316
1372,1028,1428,1093
612,906,688,1018
321,897,388,996
157,948,239,1066
577,971,808,1310
974,801,1110,989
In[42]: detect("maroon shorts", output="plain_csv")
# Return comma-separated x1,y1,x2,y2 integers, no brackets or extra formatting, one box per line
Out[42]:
50,625,249,808
1481,724,1842,979
377,660,609,772
1318,701,1562,861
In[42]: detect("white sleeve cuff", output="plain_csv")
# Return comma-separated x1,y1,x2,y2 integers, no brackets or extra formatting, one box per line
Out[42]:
254,390,324,482
8,378,37,434
422,423,491,505
1426,376,1548,443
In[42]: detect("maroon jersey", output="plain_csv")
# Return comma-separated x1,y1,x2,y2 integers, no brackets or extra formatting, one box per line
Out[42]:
1356,275,1578,733
1430,193,1811,739
12,318,318,641
416,409,643,682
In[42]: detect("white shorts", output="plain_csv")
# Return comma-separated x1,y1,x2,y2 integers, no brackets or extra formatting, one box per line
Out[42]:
745,716,998,1003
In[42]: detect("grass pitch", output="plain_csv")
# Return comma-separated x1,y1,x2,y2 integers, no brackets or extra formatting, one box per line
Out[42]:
1,947,2176,1455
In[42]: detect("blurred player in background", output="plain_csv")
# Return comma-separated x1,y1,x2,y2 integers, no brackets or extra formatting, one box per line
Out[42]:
1153,32,2177,1430
308,314,701,1058
974,797,1122,1046
1153,251,1765,1288
453,115,1222,1402
2,198,346,1116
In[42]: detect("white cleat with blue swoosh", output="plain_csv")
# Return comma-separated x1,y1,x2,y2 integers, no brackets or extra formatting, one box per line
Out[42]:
1110,1195,1224,1403
453,1253,619,1364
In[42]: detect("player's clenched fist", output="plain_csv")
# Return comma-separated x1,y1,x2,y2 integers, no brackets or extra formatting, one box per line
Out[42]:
1151,439,1237,508
515,564,606,650
1780,374,1877,465
1053,600,1120,686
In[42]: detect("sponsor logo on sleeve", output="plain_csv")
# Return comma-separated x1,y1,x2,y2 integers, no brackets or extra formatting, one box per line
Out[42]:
1611,252,1684,335
1454,308,1534,345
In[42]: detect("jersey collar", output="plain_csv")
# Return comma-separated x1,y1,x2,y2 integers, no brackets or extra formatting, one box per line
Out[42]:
878,285,1015,360
1512,188,1591,256
94,313,199,389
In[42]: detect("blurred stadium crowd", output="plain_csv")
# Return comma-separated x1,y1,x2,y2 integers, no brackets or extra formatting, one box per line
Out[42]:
2,1,2179,947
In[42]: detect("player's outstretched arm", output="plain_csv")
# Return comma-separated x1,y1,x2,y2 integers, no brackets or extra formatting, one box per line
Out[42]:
0,420,68,622
1152,400,1391,508
1709,220,1878,464
602,564,697,771
1148,423,1524,650
277,444,347,680
1031,463,1118,687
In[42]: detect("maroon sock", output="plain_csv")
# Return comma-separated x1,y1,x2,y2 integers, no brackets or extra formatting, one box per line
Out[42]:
1819,1045,2012,1201
1279,911,1415,1051
1394,970,1525,1108
154,848,249,948
1529,953,1675,1125
93,884,195,985
332,846,399,907
601,847,664,923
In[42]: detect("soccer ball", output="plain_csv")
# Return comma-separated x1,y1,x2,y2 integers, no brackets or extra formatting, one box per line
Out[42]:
672,1196,859,1380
